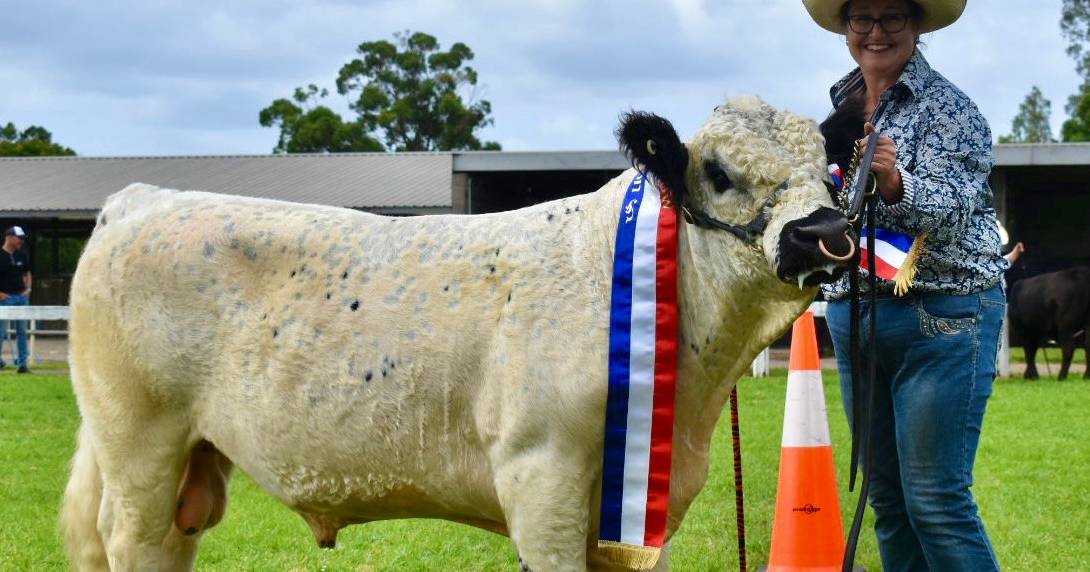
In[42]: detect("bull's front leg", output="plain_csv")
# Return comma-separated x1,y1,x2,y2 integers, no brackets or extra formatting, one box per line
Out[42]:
496,450,595,572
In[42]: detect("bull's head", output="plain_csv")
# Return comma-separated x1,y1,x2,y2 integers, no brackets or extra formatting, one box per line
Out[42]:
617,96,855,288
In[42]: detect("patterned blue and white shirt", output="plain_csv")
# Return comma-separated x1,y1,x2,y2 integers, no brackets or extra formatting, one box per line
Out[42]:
821,50,1008,299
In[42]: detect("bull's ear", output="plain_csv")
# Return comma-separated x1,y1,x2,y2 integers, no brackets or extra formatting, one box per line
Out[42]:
616,111,689,206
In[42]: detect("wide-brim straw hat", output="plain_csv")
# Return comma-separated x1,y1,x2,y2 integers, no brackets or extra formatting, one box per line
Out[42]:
803,0,967,34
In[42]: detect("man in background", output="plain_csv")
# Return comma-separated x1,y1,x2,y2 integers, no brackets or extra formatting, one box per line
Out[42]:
0,226,33,373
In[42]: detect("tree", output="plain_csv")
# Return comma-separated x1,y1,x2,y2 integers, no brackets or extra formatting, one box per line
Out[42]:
0,122,76,156
260,31,500,153
1062,0,1090,114
259,85,383,153
1062,90,1090,141
999,86,1055,143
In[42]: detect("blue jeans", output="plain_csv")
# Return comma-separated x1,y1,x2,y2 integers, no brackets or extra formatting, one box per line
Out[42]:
0,294,29,368
827,285,1004,572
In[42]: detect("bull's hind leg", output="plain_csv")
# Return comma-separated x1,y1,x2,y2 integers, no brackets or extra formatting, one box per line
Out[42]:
1023,339,1040,379
1083,328,1090,380
497,452,593,572
61,424,109,571
1059,338,1076,380
92,412,194,571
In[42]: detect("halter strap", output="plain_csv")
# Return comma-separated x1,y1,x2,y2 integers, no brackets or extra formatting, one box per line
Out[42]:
679,180,789,250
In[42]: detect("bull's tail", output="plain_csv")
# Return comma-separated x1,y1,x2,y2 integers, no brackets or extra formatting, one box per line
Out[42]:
60,422,109,571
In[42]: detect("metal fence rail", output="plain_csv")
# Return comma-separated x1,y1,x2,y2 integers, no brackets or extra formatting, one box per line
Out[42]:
0,305,70,366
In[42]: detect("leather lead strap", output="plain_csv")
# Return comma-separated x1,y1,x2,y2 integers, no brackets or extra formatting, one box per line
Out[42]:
840,126,883,572
843,192,879,572
729,387,747,572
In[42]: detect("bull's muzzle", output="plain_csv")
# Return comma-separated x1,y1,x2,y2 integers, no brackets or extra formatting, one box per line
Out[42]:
776,207,856,287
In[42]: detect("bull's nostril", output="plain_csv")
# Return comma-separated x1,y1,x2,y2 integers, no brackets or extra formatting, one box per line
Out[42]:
818,231,855,262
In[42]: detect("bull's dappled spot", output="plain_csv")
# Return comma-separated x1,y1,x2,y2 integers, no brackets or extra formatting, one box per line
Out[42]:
2,368,1088,570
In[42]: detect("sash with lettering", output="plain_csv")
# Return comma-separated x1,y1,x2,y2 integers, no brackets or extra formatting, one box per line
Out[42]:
598,172,679,570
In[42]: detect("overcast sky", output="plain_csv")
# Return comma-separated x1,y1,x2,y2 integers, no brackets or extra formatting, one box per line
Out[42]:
0,0,1078,156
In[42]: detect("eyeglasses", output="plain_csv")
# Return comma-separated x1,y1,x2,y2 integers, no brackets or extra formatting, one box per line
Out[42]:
846,13,910,34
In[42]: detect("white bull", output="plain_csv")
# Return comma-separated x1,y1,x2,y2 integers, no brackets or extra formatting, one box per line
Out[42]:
61,96,852,571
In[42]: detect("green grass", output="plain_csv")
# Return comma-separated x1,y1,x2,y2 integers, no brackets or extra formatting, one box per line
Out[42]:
2,365,1088,571
1008,345,1087,366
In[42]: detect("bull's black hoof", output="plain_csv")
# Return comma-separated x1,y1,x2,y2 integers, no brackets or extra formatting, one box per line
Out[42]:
518,556,532,572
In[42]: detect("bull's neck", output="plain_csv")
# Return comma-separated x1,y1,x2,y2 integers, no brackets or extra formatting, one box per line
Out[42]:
664,222,811,531
674,224,802,393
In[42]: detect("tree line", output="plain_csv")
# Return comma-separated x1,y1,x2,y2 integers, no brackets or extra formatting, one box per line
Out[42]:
0,122,75,156
2,30,498,157
1003,0,1090,142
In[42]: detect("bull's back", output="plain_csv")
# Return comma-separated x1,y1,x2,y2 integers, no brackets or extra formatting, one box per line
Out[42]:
73,184,380,387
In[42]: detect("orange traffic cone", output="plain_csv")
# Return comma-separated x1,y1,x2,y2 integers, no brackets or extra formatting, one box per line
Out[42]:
766,310,846,571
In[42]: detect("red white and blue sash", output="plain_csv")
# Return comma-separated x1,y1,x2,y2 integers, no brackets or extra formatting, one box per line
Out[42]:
829,162,923,295
859,226,914,281
599,172,679,569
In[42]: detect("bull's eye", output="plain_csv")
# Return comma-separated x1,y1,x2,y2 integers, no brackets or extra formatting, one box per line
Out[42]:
704,161,734,194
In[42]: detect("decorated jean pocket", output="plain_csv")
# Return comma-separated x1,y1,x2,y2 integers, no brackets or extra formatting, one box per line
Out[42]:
916,292,978,337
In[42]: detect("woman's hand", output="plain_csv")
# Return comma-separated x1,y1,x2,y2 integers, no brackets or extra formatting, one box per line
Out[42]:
858,122,904,204
1005,242,1025,264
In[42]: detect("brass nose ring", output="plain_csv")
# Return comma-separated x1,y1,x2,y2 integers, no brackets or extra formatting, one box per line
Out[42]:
817,230,856,262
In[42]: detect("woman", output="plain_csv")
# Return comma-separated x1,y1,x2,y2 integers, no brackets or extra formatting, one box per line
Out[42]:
803,1,1007,570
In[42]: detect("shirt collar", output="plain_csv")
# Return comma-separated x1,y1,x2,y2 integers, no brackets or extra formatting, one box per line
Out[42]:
830,49,934,108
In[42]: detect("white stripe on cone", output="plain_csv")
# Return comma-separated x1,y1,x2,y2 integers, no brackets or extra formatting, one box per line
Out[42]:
781,369,832,448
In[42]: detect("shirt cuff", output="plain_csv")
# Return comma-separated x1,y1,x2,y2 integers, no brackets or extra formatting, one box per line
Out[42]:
879,164,916,217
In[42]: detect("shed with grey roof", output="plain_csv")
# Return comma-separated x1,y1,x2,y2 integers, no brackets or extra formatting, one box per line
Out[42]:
1,145,1088,308
0,153,455,217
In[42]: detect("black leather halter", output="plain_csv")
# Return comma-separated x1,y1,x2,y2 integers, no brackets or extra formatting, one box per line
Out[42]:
679,180,789,251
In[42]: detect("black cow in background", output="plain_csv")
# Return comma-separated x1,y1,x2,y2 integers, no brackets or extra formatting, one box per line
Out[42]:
1009,266,1090,380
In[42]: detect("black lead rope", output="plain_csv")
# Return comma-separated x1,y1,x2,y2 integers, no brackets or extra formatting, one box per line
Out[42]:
841,130,882,572
843,193,878,572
